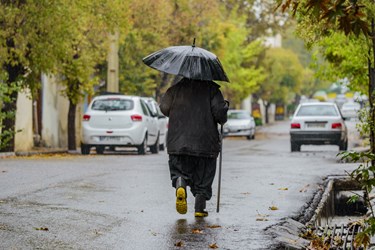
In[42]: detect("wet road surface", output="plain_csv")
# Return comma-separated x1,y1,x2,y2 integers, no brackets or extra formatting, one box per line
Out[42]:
0,120,360,249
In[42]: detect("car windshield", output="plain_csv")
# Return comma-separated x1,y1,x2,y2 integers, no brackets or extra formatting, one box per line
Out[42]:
91,98,134,111
296,105,338,116
228,112,251,119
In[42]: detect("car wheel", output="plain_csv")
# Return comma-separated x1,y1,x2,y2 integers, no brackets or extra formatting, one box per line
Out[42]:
159,143,165,151
339,140,348,151
81,143,90,155
150,135,159,154
138,136,148,155
291,141,301,152
246,135,252,140
96,146,105,154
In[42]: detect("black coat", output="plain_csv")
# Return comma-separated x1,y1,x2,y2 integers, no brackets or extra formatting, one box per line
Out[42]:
160,78,228,158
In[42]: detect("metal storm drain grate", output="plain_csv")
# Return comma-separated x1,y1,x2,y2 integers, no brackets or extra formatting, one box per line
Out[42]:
315,224,363,249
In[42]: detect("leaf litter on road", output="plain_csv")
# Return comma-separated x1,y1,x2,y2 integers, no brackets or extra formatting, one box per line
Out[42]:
206,224,221,229
278,187,288,191
209,243,219,249
34,227,49,231
256,210,269,221
174,241,184,247
269,205,279,211
192,229,204,234
299,184,310,192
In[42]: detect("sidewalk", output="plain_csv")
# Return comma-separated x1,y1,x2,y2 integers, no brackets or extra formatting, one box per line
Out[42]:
0,147,68,158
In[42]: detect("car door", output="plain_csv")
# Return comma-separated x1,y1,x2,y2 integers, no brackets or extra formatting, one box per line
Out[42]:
140,100,158,144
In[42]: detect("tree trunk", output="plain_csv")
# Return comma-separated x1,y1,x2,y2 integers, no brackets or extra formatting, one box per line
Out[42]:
370,18,375,165
264,102,270,124
67,101,77,151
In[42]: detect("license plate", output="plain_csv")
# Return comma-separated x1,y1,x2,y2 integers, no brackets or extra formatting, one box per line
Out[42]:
307,123,325,128
99,136,122,141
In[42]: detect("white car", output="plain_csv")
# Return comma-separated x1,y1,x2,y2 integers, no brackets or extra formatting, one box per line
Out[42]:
223,110,256,140
341,101,361,119
81,94,159,155
141,97,169,151
290,102,348,152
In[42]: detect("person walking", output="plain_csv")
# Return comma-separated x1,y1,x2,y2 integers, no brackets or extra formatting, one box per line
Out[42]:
160,77,228,217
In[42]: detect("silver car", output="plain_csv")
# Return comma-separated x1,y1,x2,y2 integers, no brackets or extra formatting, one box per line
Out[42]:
290,102,348,152
81,94,159,155
223,110,256,140
341,101,361,119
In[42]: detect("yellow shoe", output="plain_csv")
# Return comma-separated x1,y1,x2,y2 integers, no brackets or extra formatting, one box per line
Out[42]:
194,211,208,217
176,187,187,214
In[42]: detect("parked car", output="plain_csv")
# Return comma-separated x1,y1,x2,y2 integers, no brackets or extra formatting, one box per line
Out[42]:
141,97,169,151
341,101,361,119
223,110,256,140
81,94,159,155
290,102,348,152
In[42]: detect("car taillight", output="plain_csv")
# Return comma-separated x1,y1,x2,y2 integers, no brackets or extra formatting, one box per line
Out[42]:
83,114,91,121
332,123,342,129
291,123,301,129
131,114,142,121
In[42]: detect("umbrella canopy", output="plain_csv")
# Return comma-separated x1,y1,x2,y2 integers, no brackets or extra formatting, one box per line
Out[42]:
142,43,229,82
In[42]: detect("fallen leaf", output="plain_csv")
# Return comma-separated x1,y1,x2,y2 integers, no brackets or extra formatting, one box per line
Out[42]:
192,229,203,234
241,192,251,195
206,225,221,229
299,184,310,192
278,187,288,191
174,241,183,247
1,170,7,173
256,216,269,221
269,206,279,211
35,227,49,231
209,243,219,249
256,211,269,221
94,229,103,235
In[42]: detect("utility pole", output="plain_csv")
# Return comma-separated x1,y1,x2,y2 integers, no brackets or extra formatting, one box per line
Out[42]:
107,32,119,93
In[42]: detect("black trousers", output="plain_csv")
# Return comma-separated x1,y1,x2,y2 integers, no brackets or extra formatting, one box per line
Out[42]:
169,154,217,200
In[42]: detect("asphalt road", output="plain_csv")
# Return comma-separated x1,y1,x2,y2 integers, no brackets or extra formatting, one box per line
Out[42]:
0,120,360,249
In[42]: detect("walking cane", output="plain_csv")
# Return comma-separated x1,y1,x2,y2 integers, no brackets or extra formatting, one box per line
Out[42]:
216,124,223,213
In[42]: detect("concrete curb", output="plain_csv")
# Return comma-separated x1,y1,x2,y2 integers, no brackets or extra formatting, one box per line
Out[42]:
0,149,70,158
15,149,69,157
0,152,16,158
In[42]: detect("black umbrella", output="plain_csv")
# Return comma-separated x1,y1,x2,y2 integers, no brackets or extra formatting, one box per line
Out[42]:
142,39,229,82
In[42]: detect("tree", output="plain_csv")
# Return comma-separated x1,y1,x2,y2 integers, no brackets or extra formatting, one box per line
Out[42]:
218,18,265,106
119,0,171,98
277,0,375,246
55,0,129,150
0,0,66,152
256,47,305,123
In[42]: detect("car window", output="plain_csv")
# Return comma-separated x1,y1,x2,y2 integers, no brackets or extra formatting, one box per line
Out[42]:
145,101,158,116
140,100,151,116
296,105,338,116
91,98,133,111
228,112,251,119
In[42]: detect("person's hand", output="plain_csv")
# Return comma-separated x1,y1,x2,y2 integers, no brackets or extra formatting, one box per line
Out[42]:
224,100,230,108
